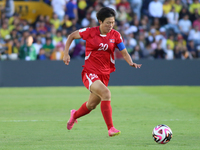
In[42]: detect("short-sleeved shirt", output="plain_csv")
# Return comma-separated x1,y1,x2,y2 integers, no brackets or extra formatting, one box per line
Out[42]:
79,26,123,75
66,1,77,19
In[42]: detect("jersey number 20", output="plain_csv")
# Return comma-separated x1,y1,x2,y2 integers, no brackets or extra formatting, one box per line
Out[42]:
98,43,108,51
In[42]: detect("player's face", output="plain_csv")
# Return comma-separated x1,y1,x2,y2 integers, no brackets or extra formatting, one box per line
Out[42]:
100,17,115,34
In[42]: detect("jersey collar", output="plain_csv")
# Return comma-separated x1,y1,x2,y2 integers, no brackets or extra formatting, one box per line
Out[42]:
98,26,107,37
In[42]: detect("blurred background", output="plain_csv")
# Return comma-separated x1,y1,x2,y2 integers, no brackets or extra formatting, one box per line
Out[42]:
0,0,200,61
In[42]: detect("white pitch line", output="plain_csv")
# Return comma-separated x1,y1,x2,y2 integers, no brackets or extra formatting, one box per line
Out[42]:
0,120,64,122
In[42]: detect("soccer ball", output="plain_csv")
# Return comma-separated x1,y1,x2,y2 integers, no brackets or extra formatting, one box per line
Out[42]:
152,124,173,144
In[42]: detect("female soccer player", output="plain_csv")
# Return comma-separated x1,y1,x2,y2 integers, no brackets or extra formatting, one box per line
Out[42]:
63,7,142,137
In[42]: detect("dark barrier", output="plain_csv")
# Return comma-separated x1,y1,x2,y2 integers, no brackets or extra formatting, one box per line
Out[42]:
0,60,200,87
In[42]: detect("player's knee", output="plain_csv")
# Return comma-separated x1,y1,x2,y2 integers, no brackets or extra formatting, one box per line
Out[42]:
101,88,111,100
87,103,97,110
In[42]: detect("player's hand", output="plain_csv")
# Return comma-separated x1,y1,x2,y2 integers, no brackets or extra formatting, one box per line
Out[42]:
63,54,70,65
130,63,142,68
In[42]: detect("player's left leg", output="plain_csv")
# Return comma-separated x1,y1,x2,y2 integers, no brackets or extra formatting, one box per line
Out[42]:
67,92,101,130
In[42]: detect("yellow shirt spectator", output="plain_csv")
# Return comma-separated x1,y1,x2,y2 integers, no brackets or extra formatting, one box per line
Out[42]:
0,29,10,39
163,3,172,15
53,36,62,43
50,19,60,30
173,3,182,13
166,39,175,50
9,17,14,25
189,2,200,15
61,20,72,28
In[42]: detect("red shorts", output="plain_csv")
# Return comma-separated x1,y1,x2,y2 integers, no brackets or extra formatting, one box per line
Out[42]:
81,70,110,90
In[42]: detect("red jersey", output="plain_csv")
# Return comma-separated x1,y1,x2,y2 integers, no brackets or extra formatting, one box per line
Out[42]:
79,26,123,75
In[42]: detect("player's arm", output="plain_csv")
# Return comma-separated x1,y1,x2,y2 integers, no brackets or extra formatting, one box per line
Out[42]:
119,46,142,69
63,30,81,65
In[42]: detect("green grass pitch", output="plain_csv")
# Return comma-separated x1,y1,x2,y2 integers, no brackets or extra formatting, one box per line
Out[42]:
0,86,200,150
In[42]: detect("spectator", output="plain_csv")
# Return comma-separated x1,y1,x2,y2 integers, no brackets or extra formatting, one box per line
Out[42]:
190,9,200,23
0,11,6,26
65,0,78,21
165,44,174,60
91,3,103,23
50,13,61,30
178,15,192,38
193,15,200,30
166,34,175,50
10,29,21,40
77,0,87,21
163,0,172,16
42,38,54,59
188,25,200,45
131,0,143,20
138,32,147,52
154,40,166,59
72,39,85,59
125,33,137,54
151,18,161,30
0,23,10,39
12,38,20,56
116,5,127,22
139,15,150,31
51,0,66,21
61,15,73,29
179,6,190,19
44,15,51,32
33,37,43,55
8,13,20,27
165,7,180,34
36,21,48,34
142,42,155,59
50,44,64,60
148,0,163,18
35,15,45,28
155,27,167,51
81,12,91,28
61,28,67,39
174,45,182,58
117,0,131,13
181,47,193,59
19,35,37,61
37,48,47,60
189,0,200,15
173,0,183,13
22,20,29,31
141,0,152,16
2,35,17,60
175,34,187,53
131,44,143,60
187,40,198,57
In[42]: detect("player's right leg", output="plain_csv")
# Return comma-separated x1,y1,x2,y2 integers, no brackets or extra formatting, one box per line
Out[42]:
90,80,121,137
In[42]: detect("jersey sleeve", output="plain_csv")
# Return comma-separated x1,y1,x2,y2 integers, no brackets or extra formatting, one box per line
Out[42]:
79,28,91,40
115,31,123,45
115,31,125,51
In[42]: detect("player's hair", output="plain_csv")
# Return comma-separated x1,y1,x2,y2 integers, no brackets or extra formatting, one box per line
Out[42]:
96,7,116,22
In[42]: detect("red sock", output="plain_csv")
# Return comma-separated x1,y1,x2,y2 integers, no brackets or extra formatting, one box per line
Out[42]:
101,101,113,130
73,102,91,119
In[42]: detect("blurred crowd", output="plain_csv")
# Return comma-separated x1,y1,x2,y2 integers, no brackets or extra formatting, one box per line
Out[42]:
0,0,200,61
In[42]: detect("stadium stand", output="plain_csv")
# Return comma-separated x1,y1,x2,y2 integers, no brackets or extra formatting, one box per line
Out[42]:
0,0,200,61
